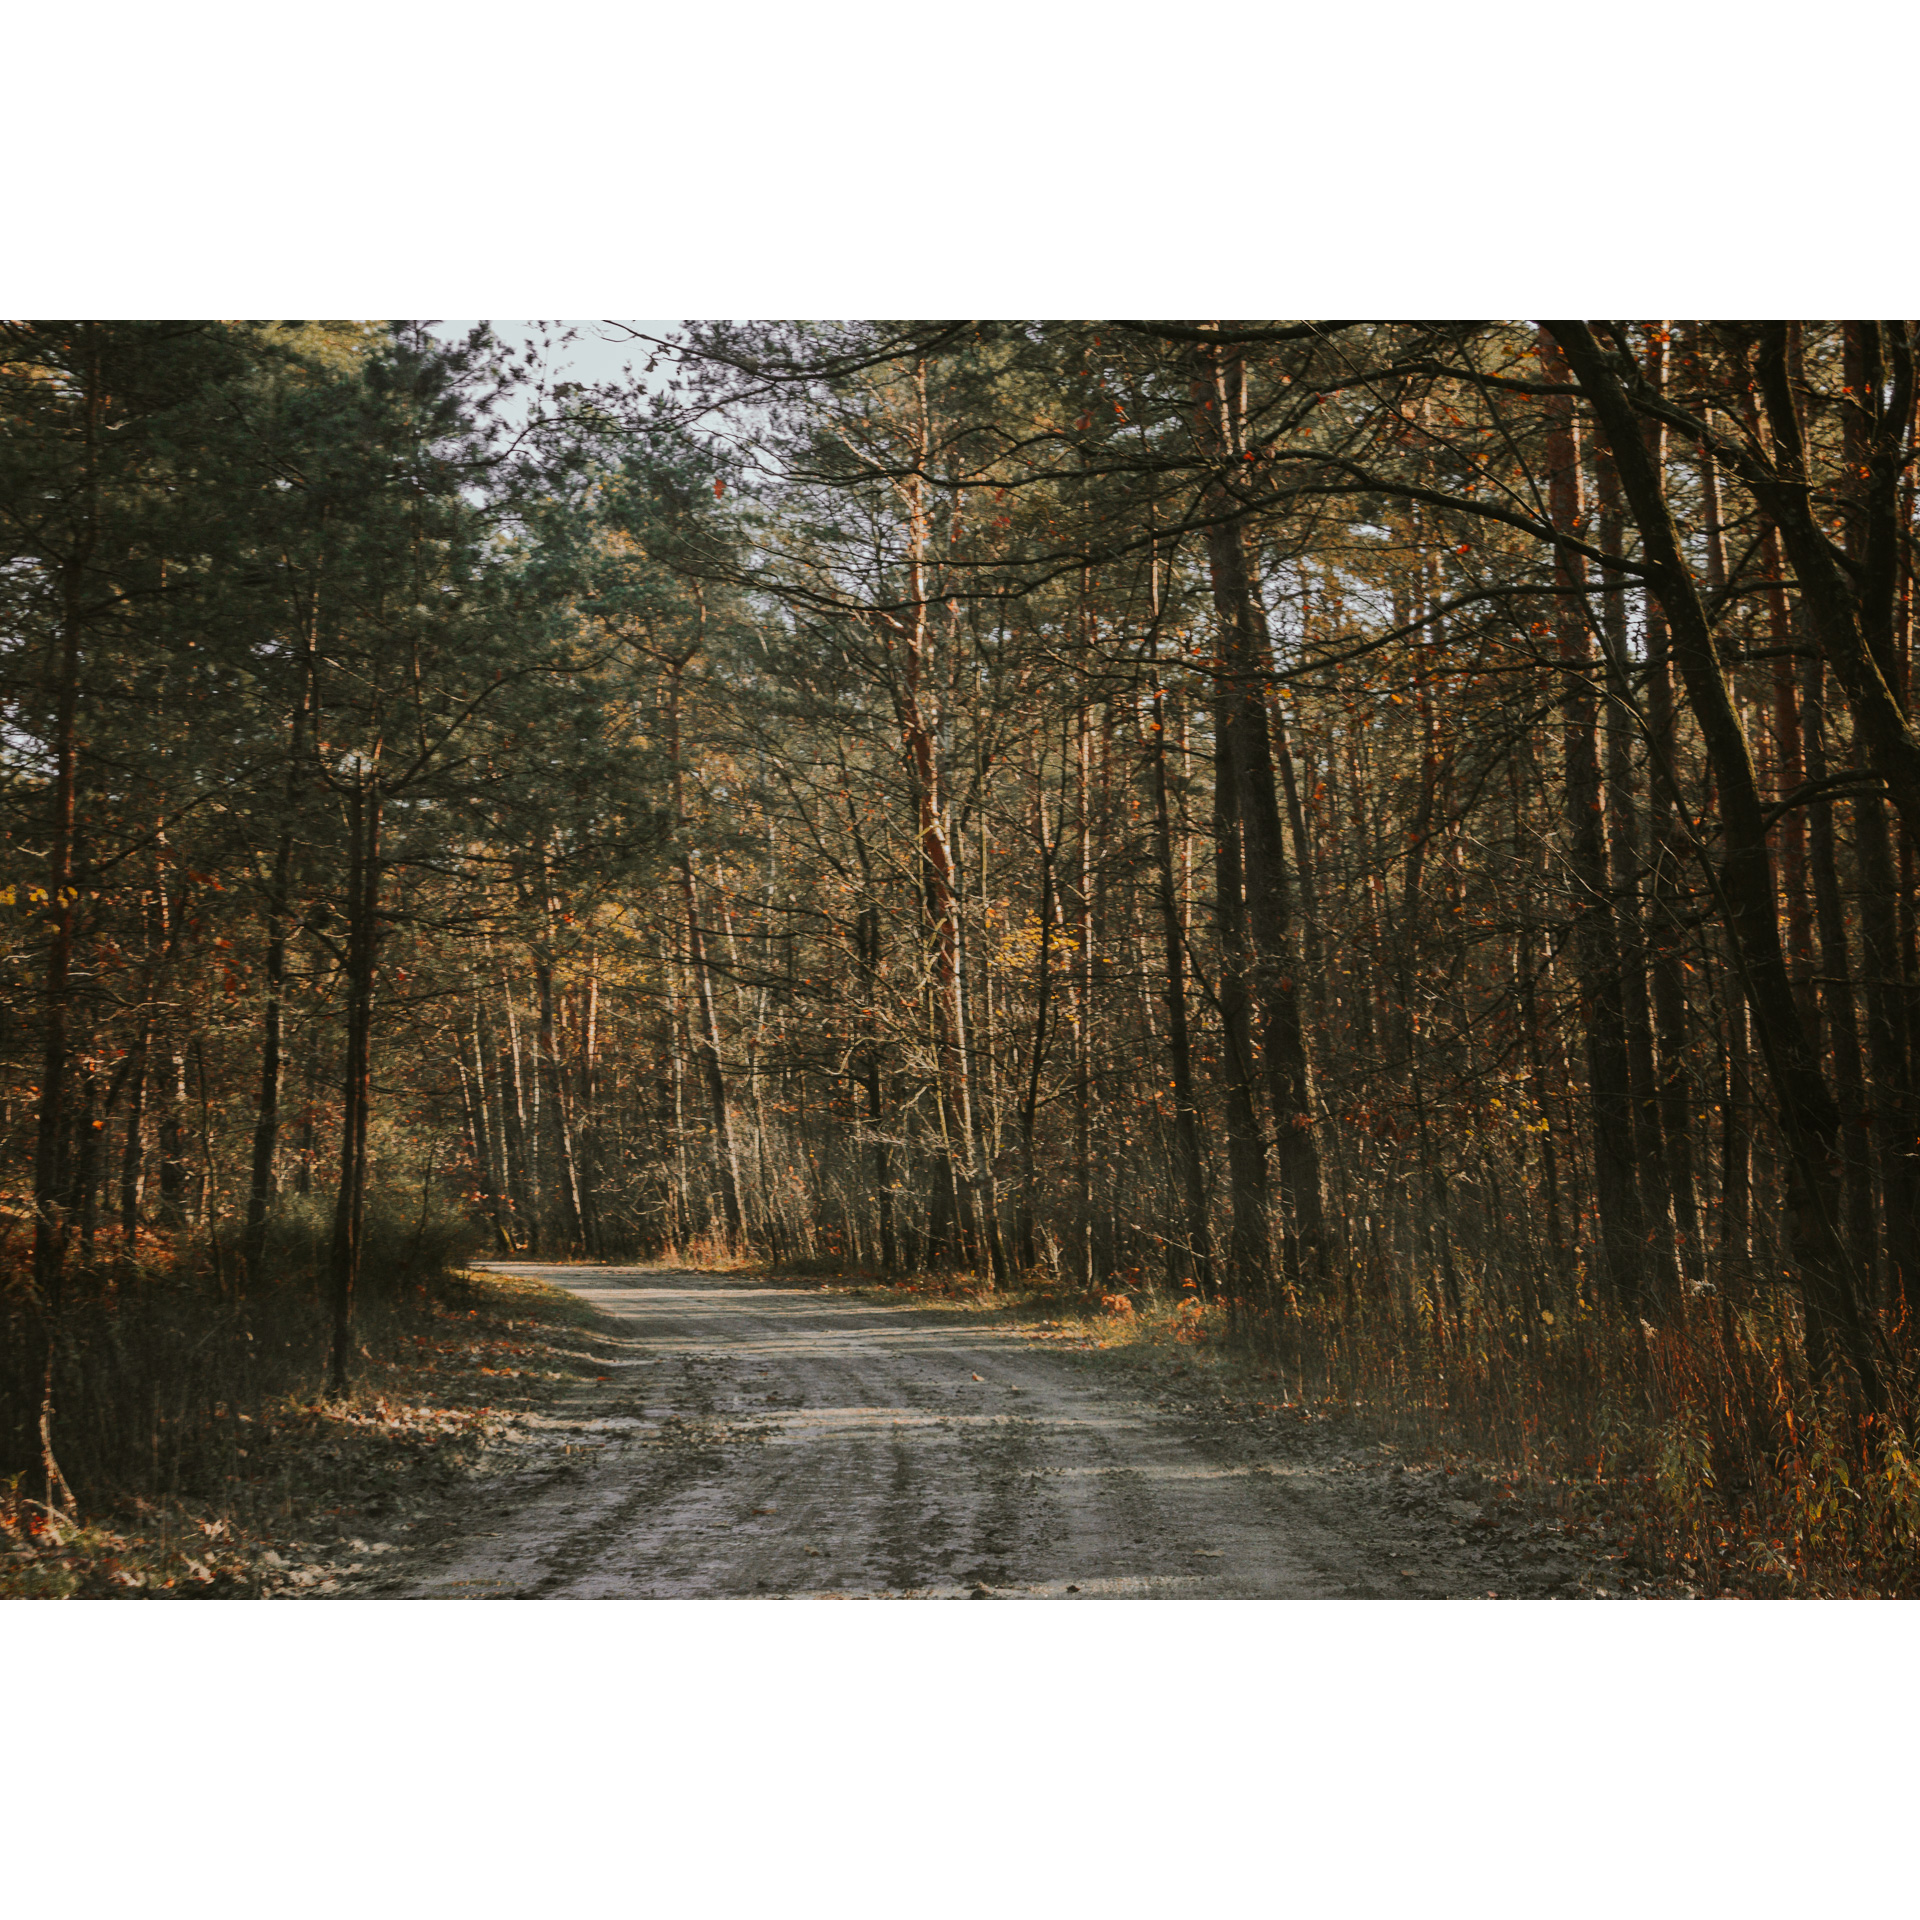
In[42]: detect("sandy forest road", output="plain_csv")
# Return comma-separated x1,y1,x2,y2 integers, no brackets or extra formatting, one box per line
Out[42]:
351,1266,1613,1601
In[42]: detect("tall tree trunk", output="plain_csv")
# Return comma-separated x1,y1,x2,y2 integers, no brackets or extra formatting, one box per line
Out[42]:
859,901,897,1274
119,1010,149,1252
1835,324,1919,1314
467,987,515,1254
1763,532,1818,1022
1696,436,1753,1290
1195,332,1328,1296
1720,994,1753,1286
68,1063,105,1268
28,331,99,1513
245,593,317,1283
884,382,988,1271
682,857,744,1248
1512,754,1569,1308
1855,794,1915,1309
1597,450,1684,1306
158,1047,189,1230
1072,687,1095,1290
495,951,533,1249
1800,647,1877,1279
658,928,689,1250
1016,751,1057,1273
294,1026,318,1199
243,840,291,1284
1212,699,1275,1316
1635,330,1705,1287
1538,334,1650,1316
1746,320,1920,1311
327,780,381,1398
1552,322,1887,1411
578,948,601,1257
1146,659,1212,1292
842,779,898,1275
665,654,745,1248
533,949,587,1257
1397,618,1463,1325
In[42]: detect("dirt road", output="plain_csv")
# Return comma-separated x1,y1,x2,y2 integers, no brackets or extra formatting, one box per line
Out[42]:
354,1266,1612,1600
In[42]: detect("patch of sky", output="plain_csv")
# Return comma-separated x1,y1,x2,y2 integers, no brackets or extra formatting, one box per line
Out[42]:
430,320,682,422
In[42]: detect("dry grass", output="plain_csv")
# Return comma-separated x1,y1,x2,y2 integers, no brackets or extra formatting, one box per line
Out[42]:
1235,1279,1920,1598
1209,1279,1920,1597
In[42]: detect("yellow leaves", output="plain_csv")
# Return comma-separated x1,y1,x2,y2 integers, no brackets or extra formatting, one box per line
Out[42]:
995,913,1076,971
0,885,81,909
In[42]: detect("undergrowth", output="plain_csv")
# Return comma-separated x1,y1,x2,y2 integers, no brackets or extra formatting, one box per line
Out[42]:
0,1193,605,1597
1245,1281,1920,1600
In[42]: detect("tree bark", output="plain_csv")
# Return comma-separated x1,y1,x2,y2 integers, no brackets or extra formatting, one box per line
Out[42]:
1637,399,1706,1287
1072,686,1095,1289
1212,700,1275,1315
885,387,990,1272
533,948,587,1257
1016,752,1057,1273
1146,658,1212,1292
1194,333,1328,1296
1597,449,1684,1305
327,779,381,1398
1800,647,1877,1280
1538,334,1651,1316
1550,321,1888,1410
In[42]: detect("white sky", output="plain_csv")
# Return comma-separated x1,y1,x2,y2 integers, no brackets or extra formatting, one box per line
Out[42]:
433,319,681,400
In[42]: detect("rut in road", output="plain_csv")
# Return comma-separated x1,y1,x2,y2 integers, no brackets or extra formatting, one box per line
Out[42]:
395,1266,1429,1600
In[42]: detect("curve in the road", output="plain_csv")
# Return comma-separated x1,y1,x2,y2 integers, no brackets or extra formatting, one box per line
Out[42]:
399,1266,1409,1600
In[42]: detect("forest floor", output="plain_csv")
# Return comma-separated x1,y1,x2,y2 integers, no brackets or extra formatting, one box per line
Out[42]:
3,1260,1698,1599
305,1264,1676,1601
0,1264,615,1598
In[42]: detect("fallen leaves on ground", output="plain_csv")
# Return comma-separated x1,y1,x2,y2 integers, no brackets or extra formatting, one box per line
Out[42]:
0,1265,616,1600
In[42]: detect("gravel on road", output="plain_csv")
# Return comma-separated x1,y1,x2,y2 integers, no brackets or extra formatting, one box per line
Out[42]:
336,1265,1628,1601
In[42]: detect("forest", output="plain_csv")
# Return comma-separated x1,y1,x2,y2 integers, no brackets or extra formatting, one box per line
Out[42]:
5,316,1920,1595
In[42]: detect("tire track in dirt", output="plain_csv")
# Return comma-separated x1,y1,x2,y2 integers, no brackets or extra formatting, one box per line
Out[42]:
343,1267,1609,1600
